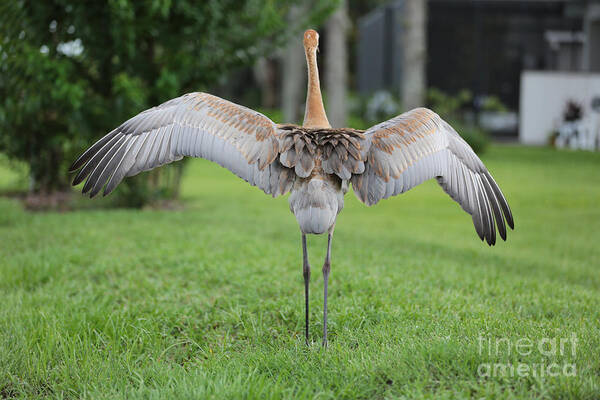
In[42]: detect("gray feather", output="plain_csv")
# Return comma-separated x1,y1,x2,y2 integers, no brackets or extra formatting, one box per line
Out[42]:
70,92,294,198
352,107,514,243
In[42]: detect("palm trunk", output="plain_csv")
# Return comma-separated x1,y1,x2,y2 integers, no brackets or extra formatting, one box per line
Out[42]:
401,0,427,111
254,57,278,109
325,0,349,128
281,5,306,124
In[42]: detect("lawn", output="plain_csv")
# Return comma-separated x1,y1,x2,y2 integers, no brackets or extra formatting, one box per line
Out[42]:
1,145,599,399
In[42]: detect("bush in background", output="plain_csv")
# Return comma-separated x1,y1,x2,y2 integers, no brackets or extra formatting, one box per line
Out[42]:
346,89,490,154
0,0,334,207
426,88,490,153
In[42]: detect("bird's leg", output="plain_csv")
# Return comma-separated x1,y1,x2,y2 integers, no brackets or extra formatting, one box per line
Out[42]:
302,234,311,345
322,231,332,347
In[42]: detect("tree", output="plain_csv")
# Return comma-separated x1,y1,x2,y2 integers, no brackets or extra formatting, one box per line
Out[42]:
281,4,309,125
254,57,278,109
401,0,427,110
0,0,334,203
325,0,349,128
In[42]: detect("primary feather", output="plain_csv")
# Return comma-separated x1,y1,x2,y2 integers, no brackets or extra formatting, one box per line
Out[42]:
351,108,513,245
70,92,293,198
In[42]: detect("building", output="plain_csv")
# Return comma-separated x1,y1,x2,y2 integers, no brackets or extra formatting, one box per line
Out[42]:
357,0,600,142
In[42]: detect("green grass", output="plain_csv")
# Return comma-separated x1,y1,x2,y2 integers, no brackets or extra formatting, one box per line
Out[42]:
0,155,28,194
1,145,599,399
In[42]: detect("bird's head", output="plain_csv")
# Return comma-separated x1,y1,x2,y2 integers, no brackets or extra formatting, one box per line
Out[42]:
303,29,319,52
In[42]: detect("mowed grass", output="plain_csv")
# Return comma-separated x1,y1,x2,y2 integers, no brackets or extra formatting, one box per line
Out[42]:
1,145,599,399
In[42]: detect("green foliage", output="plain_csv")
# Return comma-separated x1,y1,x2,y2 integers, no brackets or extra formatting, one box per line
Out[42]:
0,154,28,193
480,95,508,113
346,91,400,129
426,87,473,120
347,113,371,130
257,108,284,124
343,89,490,154
427,88,490,153
448,121,489,154
0,0,335,202
1,146,600,398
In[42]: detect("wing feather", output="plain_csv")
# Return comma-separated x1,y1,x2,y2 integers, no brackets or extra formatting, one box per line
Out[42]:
70,92,294,198
482,173,506,241
104,136,143,195
88,136,132,198
82,135,128,194
70,129,120,172
352,108,514,245
72,132,124,186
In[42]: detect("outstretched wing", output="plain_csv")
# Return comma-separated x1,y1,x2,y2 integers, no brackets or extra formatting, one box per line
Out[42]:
70,92,294,198
351,108,514,245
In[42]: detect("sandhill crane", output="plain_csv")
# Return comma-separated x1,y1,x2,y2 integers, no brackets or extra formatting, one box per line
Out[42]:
70,29,514,346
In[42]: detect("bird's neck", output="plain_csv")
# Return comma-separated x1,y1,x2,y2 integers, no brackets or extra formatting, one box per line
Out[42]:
303,48,330,129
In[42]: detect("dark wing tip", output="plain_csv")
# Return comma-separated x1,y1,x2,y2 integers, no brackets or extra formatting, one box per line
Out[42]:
89,185,103,198
507,215,515,230
484,171,514,231
71,170,88,186
69,129,121,174
499,228,507,241
69,153,89,173
81,177,94,194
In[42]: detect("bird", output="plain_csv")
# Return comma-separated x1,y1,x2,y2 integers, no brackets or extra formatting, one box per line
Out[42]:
70,29,514,346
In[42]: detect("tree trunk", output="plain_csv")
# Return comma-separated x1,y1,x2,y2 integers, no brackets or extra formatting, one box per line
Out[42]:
281,5,306,125
402,0,427,111
254,57,278,109
29,147,69,193
325,0,349,128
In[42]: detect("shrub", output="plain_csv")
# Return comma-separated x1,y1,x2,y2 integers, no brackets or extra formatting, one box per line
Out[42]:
427,88,490,154
0,0,335,207
449,120,490,154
